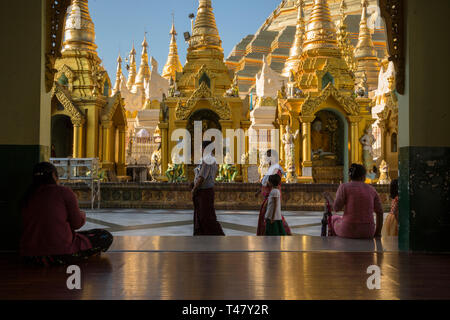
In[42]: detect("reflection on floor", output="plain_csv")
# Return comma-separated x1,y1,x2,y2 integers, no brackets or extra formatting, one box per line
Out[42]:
81,209,337,237
2,252,450,300
79,209,398,253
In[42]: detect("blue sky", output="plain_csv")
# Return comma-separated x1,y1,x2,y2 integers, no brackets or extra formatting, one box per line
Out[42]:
88,0,280,83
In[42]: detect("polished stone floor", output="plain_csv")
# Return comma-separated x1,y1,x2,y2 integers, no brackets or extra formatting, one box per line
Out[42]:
79,209,398,253
81,209,334,237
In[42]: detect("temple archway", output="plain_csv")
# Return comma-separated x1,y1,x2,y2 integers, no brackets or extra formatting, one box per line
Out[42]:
51,115,73,158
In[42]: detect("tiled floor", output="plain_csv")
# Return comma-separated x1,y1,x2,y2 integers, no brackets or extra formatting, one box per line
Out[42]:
81,209,330,237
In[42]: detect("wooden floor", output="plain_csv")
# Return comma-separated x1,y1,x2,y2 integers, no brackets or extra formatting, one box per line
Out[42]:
1,251,450,300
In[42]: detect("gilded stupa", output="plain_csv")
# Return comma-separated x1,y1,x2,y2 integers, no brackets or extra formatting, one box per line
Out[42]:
226,0,386,96
159,0,250,180
52,0,127,176
162,19,183,81
354,0,380,91
282,0,306,78
277,0,374,183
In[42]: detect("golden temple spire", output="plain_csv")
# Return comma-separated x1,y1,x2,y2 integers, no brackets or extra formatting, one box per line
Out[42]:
354,0,377,60
337,0,357,73
189,0,222,51
135,34,151,88
162,18,183,81
113,54,123,95
126,43,137,90
62,0,98,53
354,0,380,91
282,0,305,77
303,0,339,52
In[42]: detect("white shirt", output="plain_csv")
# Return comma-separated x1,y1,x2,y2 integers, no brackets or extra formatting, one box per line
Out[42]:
265,188,282,221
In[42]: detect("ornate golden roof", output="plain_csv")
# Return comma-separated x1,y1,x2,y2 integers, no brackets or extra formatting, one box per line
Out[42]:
62,0,98,53
189,0,222,51
303,0,339,52
282,0,306,77
336,0,357,73
162,21,183,81
176,0,232,97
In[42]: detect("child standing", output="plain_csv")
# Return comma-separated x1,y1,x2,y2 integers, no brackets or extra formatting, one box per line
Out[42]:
382,179,399,237
264,174,287,236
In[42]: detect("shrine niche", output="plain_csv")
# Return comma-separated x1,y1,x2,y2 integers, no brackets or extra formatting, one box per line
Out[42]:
311,110,347,184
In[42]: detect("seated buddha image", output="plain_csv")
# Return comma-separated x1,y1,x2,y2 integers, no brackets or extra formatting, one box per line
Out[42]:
311,120,337,161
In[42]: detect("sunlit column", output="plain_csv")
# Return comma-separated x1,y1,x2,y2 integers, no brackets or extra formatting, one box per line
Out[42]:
300,116,315,178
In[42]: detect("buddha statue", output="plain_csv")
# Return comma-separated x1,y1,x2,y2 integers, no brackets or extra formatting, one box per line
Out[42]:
311,120,336,160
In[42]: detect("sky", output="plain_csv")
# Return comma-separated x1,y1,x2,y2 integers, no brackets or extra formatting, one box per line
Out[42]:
88,0,281,83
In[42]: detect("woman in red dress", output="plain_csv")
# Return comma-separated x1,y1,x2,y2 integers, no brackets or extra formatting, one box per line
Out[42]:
256,150,291,236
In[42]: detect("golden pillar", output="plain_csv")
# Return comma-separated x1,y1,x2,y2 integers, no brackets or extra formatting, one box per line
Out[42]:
159,122,169,179
299,116,315,182
72,120,85,158
291,113,301,178
101,121,114,169
279,121,286,167
349,116,361,164
117,126,126,176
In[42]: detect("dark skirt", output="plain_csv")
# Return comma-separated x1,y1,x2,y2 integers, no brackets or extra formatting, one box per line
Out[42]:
257,198,292,236
193,188,225,236
265,220,287,236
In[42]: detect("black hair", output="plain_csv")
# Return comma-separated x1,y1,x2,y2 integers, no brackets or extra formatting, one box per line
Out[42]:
268,174,281,188
22,162,58,207
202,140,212,150
266,149,279,162
390,179,399,199
349,163,366,181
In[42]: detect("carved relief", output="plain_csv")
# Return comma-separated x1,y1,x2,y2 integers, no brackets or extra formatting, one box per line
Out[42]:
176,82,231,120
51,83,85,125
301,83,359,116
379,0,405,95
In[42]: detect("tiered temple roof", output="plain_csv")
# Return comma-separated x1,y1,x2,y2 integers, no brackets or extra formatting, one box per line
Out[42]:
226,0,386,96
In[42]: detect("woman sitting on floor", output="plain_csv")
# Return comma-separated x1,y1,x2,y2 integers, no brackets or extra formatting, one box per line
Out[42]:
20,162,113,266
382,179,399,237
324,164,384,239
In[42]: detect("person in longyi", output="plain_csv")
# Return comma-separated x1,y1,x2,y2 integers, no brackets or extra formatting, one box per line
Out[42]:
191,141,225,236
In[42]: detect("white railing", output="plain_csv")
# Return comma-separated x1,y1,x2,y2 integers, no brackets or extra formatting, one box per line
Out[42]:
50,158,101,210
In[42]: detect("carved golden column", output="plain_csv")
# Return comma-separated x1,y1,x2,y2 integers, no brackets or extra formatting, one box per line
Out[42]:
72,120,85,158
101,121,114,168
299,116,315,182
279,120,286,167
159,122,169,180
349,116,361,164
117,126,126,176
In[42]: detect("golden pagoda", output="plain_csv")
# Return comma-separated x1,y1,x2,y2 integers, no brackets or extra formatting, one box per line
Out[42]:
278,0,374,183
336,0,357,73
162,19,183,81
282,0,306,78
126,43,137,91
159,0,251,181
134,35,151,90
354,0,380,92
52,0,127,176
